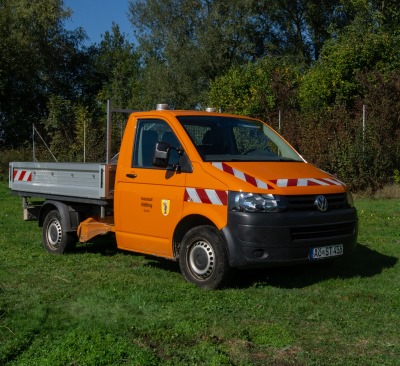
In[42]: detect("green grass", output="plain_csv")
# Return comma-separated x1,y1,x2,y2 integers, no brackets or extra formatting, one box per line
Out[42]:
1,181,399,365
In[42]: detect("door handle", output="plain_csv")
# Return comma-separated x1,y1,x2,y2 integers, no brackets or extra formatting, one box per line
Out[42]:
126,173,137,179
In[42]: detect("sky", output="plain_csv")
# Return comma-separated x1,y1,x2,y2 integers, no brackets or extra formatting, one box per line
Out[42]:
64,0,133,45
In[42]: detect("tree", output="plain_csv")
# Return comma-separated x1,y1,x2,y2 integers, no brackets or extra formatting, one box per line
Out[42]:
265,0,343,63
92,24,141,157
129,0,377,108
95,24,140,109
299,8,400,111
128,0,281,108
208,57,301,118
0,0,88,147
41,96,103,162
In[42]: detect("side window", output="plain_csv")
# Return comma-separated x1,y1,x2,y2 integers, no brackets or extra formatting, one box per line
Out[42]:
132,119,181,168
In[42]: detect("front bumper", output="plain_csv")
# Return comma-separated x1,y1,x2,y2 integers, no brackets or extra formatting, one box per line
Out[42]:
222,208,358,268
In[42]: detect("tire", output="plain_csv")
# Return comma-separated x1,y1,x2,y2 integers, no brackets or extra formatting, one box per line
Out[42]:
179,225,231,289
42,210,76,254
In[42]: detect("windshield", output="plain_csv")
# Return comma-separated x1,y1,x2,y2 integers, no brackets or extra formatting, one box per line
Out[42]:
177,116,303,162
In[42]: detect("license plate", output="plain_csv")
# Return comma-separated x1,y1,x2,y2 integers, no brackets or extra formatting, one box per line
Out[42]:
310,244,343,260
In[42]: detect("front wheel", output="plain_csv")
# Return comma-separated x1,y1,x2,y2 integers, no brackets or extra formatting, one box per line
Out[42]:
179,226,231,289
42,210,76,254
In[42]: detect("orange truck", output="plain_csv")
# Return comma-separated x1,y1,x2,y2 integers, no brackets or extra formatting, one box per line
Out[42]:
9,105,358,288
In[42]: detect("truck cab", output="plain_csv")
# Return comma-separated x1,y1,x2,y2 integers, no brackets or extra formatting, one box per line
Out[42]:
112,107,358,288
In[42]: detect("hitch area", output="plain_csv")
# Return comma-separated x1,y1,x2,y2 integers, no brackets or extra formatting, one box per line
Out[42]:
77,216,114,242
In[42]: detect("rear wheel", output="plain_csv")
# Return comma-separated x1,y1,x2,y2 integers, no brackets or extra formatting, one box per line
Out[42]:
42,210,76,254
179,225,231,289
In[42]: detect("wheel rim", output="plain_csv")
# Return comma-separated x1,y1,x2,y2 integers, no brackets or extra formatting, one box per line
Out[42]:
47,219,62,249
188,240,215,279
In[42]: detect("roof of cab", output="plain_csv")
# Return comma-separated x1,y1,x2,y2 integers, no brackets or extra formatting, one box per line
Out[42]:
130,108,257,120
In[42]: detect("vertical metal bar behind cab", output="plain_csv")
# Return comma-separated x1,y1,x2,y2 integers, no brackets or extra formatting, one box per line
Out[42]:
106,100,112,164
106,99,138,164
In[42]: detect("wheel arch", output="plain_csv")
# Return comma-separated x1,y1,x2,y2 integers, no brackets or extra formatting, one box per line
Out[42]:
39,200,79,232
173,214,222,258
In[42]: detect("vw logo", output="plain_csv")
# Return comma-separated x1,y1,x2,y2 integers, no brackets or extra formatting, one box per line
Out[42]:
314,195,328,212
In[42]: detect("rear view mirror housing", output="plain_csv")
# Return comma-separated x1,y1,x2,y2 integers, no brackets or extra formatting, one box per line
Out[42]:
153,142,170,168
153,142,192,173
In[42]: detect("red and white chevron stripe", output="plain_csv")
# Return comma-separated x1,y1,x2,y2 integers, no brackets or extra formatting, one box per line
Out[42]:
211,162,342,189
211,162,273,189
184,188,228,206
269,178,342,187
13,169,32,182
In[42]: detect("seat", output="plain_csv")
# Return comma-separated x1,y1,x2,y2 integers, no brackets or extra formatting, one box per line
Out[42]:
202,128,225,154
141,130,158,167
161,131,181,164
161,131,179,148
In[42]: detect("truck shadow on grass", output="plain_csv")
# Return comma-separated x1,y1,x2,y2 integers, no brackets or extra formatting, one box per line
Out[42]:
74,236,182,271
74,235,119,256
232,243,398,289
73,240,397,289
132,242,398,289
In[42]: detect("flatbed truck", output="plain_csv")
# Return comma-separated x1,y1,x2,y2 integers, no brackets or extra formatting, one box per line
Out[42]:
9,105,358,289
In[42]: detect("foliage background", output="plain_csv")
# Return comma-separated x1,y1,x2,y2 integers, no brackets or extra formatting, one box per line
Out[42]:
1,0,400,190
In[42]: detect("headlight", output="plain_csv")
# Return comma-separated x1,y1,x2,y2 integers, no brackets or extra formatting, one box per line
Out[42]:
231,192,286,213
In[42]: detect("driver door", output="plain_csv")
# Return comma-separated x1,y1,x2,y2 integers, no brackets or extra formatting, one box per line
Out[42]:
116,118,187,258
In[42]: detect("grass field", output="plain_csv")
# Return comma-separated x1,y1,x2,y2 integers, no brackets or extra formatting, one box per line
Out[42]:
1,182,399,365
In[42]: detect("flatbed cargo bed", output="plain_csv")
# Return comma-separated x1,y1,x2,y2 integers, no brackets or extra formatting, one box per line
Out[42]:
9,162,116,204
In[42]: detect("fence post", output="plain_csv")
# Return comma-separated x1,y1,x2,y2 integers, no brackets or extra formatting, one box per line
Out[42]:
83,119,86,163
278,109,281,131
106,100,112,163
32,124,35,162
362,104,366,148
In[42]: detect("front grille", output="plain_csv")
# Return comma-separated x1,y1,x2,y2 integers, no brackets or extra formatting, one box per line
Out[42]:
291,222,355,241
284,193,348,211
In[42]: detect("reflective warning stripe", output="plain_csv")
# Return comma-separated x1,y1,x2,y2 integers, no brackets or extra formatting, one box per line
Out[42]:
13,169,32,182
184,188,228,205
321,178,344,186
211,162,342,189
211,162,273,189
269,178,342,187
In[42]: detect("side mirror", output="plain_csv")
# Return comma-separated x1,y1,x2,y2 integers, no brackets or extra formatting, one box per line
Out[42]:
153,142,170,168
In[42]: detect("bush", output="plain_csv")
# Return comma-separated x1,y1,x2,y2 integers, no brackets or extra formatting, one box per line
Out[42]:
0,148,32,181
282,102,399,192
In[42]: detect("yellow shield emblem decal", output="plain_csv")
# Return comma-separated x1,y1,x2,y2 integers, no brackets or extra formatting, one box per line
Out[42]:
161,199,170,216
